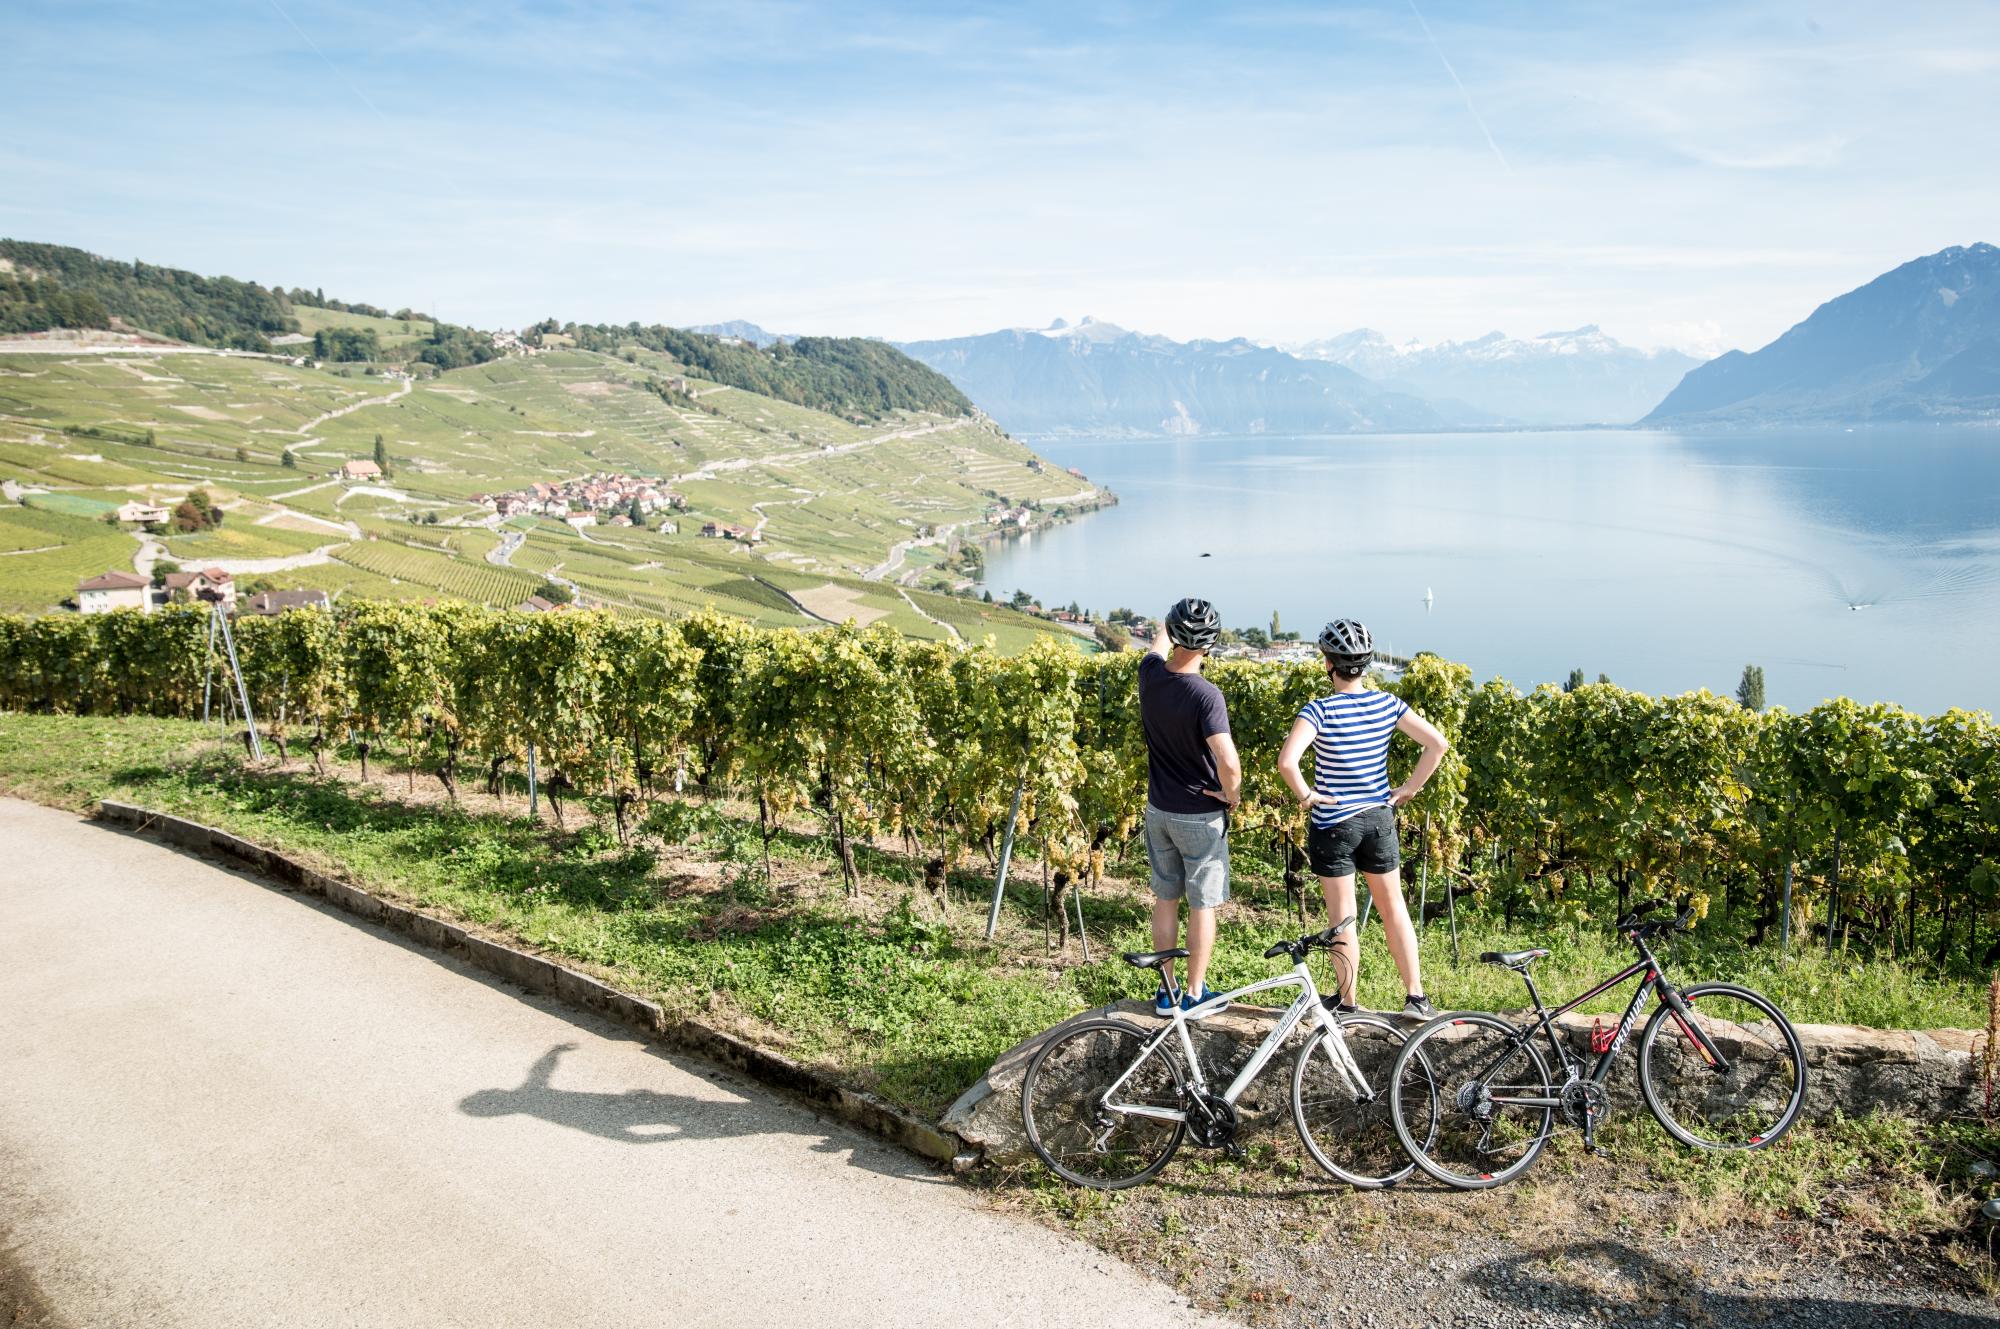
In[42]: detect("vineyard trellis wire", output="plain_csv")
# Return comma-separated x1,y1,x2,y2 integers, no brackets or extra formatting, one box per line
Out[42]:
3,603,1997,969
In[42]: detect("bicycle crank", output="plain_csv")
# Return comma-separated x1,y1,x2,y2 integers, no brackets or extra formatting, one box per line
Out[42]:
1182,1089,1239,1150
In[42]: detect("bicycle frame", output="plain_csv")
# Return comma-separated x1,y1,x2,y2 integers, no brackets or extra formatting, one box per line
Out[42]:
1482,933,1731,1111
1096,959,1374,1128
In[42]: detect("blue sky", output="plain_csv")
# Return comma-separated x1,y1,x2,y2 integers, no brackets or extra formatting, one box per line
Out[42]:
5,1,1996,352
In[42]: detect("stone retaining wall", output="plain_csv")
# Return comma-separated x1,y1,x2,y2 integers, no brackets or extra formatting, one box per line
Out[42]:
943,999,1988,1165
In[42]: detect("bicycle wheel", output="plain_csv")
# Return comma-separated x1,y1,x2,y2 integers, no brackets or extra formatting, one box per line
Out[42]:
1291,1012,1418,1188
1639,983,1806,1151
1021,1018,1187,1189
1390,1012,1555,1190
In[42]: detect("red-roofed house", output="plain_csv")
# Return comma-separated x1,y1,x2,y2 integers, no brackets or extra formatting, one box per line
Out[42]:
162,567,236,608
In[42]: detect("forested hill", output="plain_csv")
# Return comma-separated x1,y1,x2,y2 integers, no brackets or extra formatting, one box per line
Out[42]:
0,238,497,368
0,239,292,348
544,320,972,421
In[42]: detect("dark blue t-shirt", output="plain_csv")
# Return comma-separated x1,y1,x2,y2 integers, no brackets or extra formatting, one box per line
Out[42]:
1138,653,1231,814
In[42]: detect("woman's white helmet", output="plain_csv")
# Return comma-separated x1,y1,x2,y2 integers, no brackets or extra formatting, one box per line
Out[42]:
1317,618,1374,677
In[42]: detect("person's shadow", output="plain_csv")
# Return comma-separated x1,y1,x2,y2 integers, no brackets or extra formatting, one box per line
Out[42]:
460,1043,717,1145
458,1043,939,1184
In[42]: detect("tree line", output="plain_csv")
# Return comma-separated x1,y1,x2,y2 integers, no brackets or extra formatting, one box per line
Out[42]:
530,318,973,420
1,602,1993,970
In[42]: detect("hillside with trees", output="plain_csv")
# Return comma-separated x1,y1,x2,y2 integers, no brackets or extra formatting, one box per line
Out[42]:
547,320,972,421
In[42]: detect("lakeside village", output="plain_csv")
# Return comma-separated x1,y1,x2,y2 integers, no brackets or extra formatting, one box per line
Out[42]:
60,457,1347,665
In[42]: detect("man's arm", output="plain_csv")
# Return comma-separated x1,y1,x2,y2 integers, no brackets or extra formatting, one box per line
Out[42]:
1148,618,1169,659
1389,709,1450,806
1204,731,1242,807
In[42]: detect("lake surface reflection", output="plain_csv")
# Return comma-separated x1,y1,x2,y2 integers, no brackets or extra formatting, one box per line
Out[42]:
984,429,2000,714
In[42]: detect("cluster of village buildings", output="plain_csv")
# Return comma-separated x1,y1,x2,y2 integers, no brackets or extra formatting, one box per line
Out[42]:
469,473,684,529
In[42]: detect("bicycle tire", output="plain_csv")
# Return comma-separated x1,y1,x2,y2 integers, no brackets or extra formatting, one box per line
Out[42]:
1638,983,1807,1152
1389,1011,1555,1190
1290,1012,1418,1189
1021,1018,1187,1189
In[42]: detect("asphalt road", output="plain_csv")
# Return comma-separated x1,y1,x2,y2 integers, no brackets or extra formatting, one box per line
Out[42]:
0,798,1220,1328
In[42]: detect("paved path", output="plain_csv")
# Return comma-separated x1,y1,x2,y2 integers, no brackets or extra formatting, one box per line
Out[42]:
0,799,1216,1329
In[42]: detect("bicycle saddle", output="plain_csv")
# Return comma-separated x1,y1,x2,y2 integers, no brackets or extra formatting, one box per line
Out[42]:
1479,948,1550,969
1122,948,1190,969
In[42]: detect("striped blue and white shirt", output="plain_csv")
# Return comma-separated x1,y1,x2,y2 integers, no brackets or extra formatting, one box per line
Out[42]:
1297,689,1409,828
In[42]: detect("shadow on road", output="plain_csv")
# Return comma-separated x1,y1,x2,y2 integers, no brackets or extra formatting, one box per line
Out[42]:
1467,1237,2000,1328
460,1043,939,1184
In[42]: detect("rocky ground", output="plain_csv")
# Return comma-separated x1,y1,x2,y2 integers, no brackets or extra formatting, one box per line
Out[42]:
982,1133,2000,1329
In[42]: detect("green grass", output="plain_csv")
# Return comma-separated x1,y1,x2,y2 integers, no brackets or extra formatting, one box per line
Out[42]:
0,713,1986,1127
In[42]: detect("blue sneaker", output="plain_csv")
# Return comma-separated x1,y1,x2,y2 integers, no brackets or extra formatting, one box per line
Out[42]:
1181,985,1231,1019
1153,985,1177,1017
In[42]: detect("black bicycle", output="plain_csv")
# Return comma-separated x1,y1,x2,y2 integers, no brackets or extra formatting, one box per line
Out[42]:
1387,900,1807,1189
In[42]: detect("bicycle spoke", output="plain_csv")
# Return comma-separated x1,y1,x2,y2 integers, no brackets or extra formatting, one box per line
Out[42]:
1022,1021,1185,1189
1292,1015,1412,1188
1641,986,1804,1151
1392,1013,1553,1189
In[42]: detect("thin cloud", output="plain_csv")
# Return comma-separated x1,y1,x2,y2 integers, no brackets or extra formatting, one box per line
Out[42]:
1404,0,1509,171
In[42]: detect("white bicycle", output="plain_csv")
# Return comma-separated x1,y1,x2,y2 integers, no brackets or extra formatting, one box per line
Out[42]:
1020,920,1425,1189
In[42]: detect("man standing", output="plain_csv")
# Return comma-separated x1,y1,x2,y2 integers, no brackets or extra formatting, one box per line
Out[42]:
1138,597,1241,1016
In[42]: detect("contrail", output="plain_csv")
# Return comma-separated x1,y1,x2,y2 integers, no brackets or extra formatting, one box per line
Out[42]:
1405,0,1510,172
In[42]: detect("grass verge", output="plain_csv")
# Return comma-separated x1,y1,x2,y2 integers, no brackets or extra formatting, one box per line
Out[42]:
0,711,1989,1128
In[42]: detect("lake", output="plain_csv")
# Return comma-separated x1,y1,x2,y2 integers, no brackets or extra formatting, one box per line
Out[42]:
984,428,2000,715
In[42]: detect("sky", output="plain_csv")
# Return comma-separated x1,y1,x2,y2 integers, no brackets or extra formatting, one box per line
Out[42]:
5,1,1998,355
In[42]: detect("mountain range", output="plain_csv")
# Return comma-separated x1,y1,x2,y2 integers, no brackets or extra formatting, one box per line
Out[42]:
898,318,1479,436
1286,326,1702,428
1645,243,2000,425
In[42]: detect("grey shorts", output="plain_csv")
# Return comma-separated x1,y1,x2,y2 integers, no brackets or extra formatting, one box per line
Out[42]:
1144,804,1230,909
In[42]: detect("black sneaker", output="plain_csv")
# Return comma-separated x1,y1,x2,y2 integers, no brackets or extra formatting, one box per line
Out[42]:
1321,994,1359,1015
1400,995,1436,1021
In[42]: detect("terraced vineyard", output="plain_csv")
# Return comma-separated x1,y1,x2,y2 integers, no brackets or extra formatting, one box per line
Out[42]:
335,540,542,606
0,325,1100,646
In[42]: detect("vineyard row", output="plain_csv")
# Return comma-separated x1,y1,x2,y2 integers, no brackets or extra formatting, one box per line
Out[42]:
3,602,1996,967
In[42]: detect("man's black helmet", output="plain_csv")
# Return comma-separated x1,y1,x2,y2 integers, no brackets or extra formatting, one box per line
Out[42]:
1318,618,1374,675
1165,597,1222,650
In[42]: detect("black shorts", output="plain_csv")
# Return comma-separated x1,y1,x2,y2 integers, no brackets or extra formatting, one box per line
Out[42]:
1307,806,1401,877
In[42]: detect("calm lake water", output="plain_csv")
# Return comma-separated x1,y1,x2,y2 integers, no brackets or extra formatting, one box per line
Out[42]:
985,429,2000,715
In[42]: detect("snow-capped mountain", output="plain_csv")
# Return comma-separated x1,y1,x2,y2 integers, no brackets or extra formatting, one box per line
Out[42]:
1288,326,1705,426
899,318,1486,436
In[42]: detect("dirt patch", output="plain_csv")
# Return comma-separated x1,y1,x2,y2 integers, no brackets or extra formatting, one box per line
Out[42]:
172,404,228,421
562,381,618,398
982,1138,2000,1329
0,1226,66,1329
789,583,887,626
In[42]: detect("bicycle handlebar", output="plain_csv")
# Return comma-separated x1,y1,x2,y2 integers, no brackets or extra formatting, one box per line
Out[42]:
1262,916,1356,961
1614,898,1697,938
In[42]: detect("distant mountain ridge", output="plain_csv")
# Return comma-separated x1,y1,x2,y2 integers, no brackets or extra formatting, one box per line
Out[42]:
899,317,1477,436
686,319,788,348
1646,243,2000,425
1287,325,1703,426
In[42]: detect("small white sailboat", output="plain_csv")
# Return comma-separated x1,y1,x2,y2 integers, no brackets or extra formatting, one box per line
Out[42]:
1423,586,1434,613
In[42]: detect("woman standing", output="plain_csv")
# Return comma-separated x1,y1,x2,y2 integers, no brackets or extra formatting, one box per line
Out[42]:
1277,619,1450,1019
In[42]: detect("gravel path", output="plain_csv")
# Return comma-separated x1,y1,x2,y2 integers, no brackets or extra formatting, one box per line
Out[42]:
990,1154,2000,1329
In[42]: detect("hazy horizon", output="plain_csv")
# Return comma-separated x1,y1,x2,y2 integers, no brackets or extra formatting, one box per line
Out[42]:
6,2,1998,356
